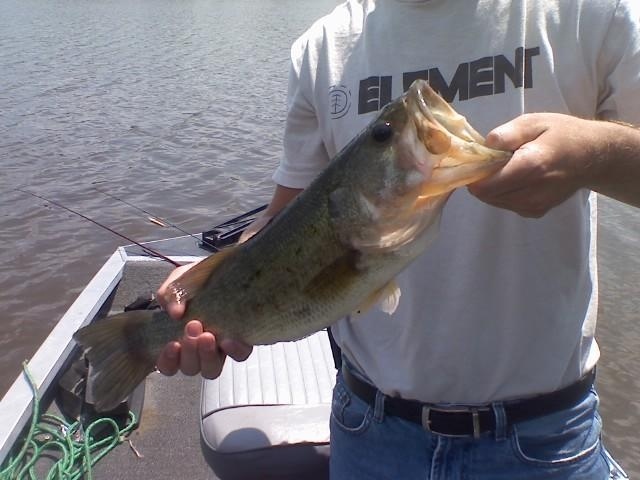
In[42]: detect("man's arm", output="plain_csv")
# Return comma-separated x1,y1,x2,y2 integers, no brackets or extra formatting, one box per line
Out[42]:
155,184,303,378
239,185,303,242
468,113,640,216
584,121,640,207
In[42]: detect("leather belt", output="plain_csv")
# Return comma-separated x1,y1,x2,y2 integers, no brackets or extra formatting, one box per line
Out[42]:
341,367,596,438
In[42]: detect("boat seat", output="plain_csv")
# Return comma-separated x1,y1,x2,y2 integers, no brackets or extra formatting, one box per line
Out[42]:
200,331,337,480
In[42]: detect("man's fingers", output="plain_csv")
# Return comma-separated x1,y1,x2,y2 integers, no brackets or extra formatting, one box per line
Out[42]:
157,341,181,376
157,319,252,379
485,114,547,152
468,142,547,200
180,321,203,376
220,339,253,362
165,301,186,320
198,333,225,379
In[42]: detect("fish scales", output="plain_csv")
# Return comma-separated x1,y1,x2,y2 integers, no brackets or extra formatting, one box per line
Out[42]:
186,155,383,344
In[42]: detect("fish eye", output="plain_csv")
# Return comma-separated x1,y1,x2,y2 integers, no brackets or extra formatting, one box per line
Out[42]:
371,122,393,143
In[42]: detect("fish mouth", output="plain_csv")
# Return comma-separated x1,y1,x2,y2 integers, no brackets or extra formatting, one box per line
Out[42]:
406,80,511,200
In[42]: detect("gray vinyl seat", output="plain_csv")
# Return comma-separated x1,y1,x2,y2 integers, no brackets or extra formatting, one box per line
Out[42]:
200,331,337,480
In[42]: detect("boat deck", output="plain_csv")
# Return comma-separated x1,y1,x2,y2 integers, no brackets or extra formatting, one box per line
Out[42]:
89,259,217,479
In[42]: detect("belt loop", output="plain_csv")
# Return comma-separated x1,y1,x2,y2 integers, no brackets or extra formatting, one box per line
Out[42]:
373,389,386,423
492,402,507,441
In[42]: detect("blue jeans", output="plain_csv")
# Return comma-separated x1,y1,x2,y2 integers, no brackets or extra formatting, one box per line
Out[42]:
330,371,627,479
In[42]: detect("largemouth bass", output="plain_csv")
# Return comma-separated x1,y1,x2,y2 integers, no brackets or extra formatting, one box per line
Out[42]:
74,80,511,411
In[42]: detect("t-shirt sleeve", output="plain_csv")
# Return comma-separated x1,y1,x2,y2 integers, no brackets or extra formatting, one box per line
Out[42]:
596,0,640,124
272,40,330,189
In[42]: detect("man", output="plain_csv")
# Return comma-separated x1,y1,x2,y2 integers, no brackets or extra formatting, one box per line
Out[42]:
157,0,640,477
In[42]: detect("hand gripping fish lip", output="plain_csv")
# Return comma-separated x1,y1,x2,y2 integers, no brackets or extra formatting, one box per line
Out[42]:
407,80,512,200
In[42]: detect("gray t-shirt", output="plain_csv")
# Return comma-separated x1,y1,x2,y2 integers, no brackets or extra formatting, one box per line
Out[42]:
273,0,640,404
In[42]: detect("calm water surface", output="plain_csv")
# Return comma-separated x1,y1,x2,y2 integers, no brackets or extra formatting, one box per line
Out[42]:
0,0,340,385
1,0,638,475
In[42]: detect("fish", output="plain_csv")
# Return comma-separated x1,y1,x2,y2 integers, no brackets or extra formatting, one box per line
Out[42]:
73,79,512,411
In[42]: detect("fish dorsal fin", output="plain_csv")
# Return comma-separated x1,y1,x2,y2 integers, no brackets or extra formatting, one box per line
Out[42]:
167,247,237,304
352,279,402,317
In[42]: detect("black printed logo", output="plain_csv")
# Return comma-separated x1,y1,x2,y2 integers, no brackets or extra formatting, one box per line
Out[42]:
357,46,541,114
329,85,351,119
358,76,392,115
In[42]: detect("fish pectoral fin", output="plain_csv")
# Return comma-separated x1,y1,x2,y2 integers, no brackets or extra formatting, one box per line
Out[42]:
352,279,402,317
303,250,361,298
167,247,237,304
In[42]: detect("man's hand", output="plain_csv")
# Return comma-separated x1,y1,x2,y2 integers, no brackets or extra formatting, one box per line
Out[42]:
155,184,305,379
468,113,605,218
156,262,252,379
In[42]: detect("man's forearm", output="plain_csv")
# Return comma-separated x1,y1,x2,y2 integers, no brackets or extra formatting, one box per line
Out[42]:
589,120,640,208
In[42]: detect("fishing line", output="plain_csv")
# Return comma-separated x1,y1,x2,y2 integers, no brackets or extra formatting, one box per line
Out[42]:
16,188,181,267
90,185,202,244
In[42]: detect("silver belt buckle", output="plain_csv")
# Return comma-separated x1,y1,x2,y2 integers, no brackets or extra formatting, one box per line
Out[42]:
421,406,432,431
421,406,483,439
471,408,481,439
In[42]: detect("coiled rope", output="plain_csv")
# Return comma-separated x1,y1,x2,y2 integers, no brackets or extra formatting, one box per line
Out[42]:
0,362,137,480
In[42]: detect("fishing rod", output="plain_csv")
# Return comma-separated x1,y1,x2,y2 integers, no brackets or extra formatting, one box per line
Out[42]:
91,185,202,243
90,187,270,252
16,188,181,267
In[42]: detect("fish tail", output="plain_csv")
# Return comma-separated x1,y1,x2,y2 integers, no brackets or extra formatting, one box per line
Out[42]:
73,309,180,412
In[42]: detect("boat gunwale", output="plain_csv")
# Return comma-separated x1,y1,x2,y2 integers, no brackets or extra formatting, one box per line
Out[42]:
0,248,127,463
0,245,206,464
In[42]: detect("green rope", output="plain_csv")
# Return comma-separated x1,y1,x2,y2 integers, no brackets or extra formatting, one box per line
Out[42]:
0,362,138,480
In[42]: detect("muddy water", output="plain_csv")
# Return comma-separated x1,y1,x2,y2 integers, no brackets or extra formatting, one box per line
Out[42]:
0,0,638,475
